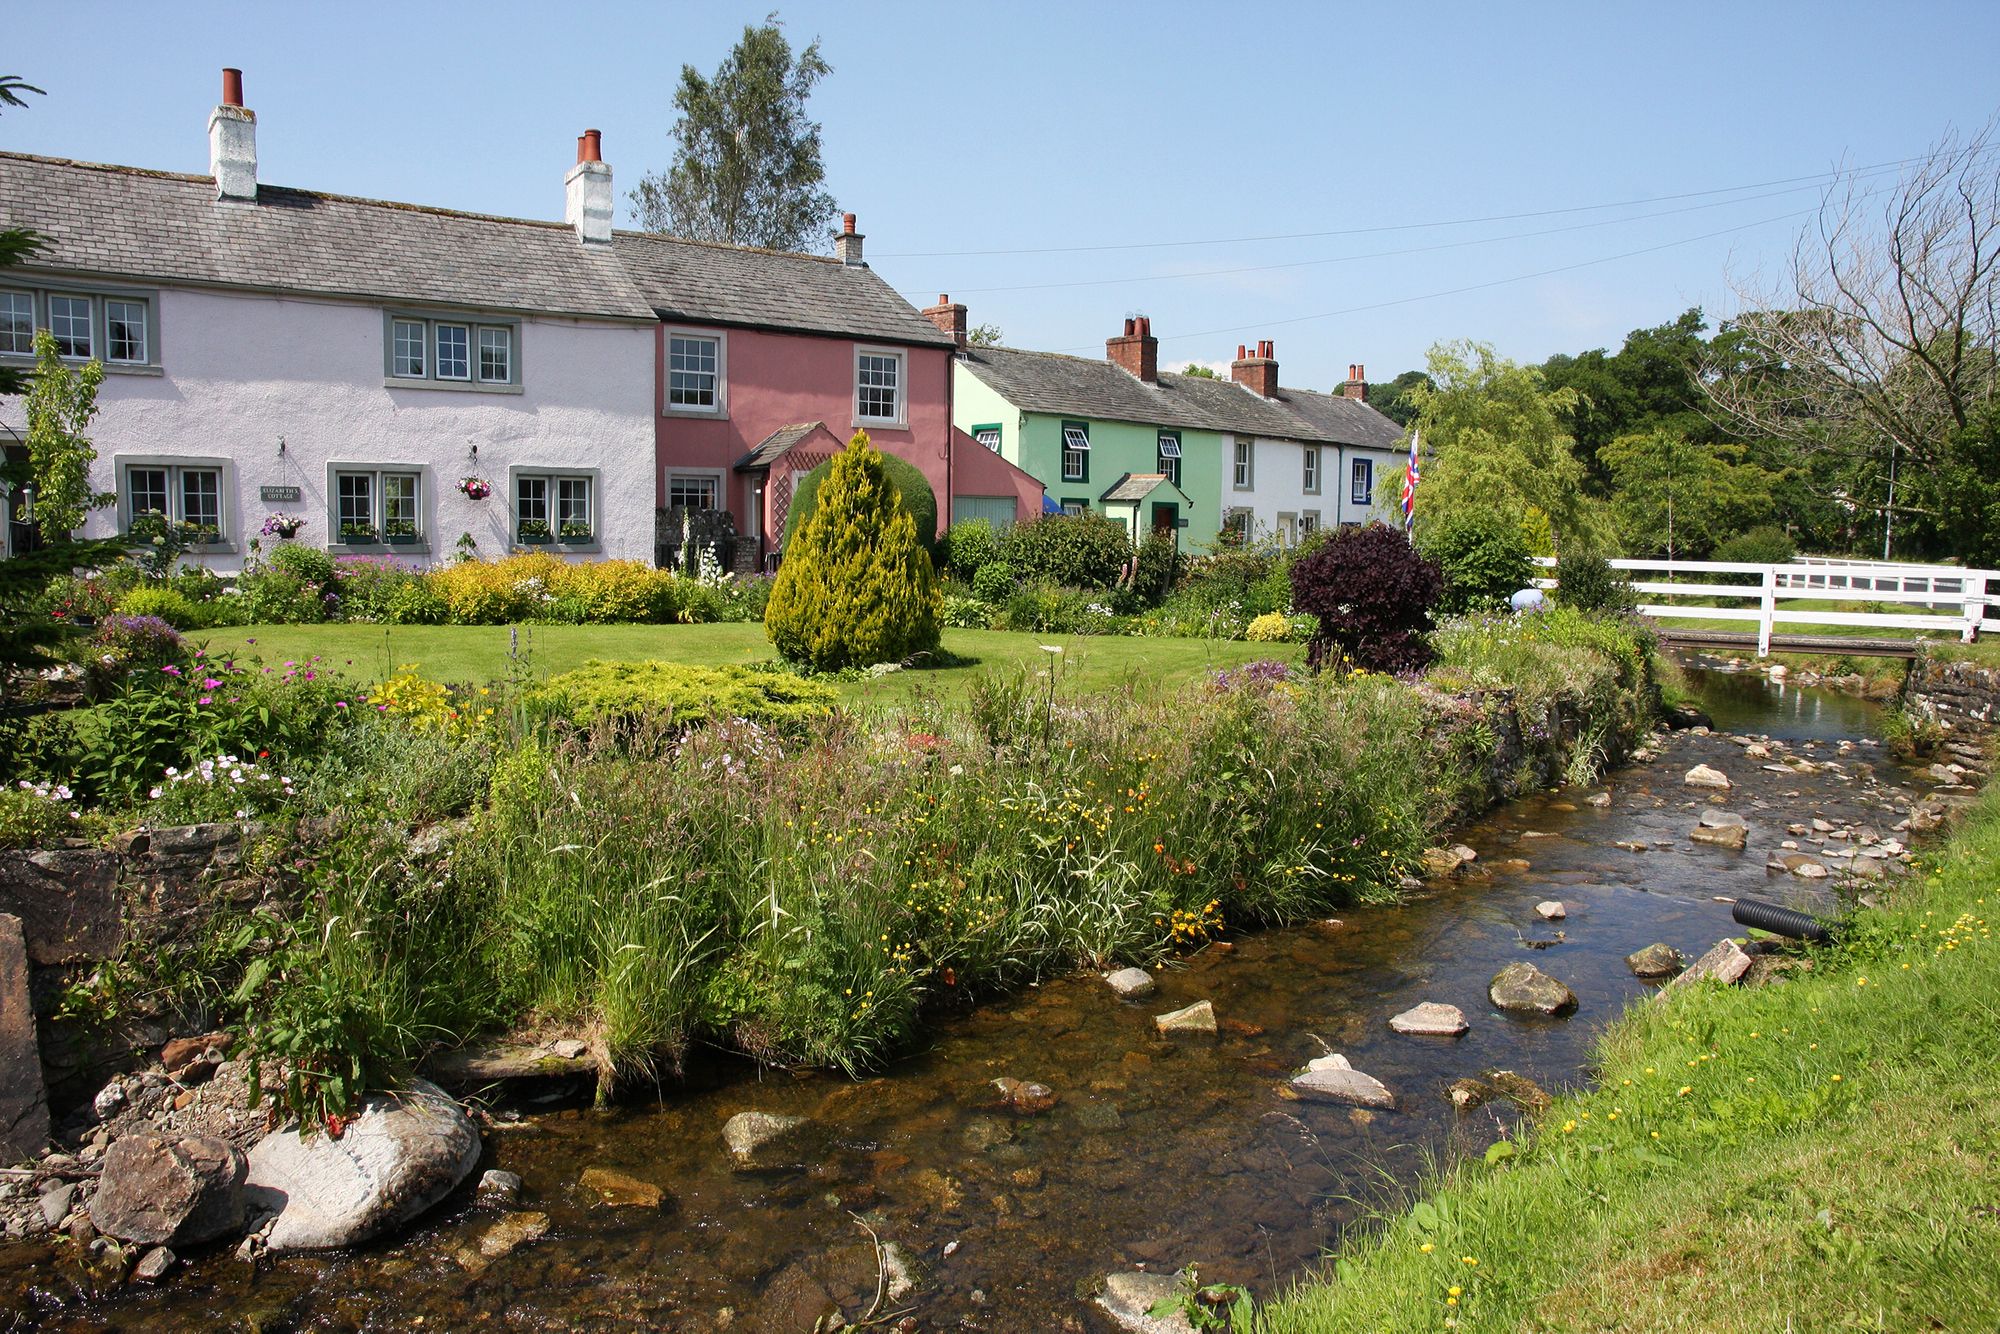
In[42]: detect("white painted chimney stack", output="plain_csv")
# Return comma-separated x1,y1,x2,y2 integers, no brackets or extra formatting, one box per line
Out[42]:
208,68,257,203
565,129,613,245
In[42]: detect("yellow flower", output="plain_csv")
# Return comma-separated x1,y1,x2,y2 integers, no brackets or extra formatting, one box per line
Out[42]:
1677,1086,1692,1097
1420,1243,1434,1254
1448,1285,1462,1297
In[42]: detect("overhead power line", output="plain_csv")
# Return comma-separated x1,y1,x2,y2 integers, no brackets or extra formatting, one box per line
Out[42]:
876,148,1994,260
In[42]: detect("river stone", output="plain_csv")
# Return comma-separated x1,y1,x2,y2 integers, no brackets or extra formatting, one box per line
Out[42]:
1449,1070,1551,1113
1489,962,1578,1015
244,1079,479,1253
1587,792,1612,807
1659,939,1753,997
1450,844,1479,863
475,1169,522,1207
1700,810,1748,829
1097,1270,1196,1333
1690,823,1748,850
1290,1063,1395,1109
476,1209,548,1262
1928,763,1961,784
992,1077,1058,1114
1683,764,1732,790
722,1111,812,1172
38,1182,76,1231
1534,900,1567,920
1419,847,1466,878
1666,704,1714,730
579,1166,663,1208
1104,967,1155,999
1626,943,1683,978
1389,1002,1468,1036
91,1133,246,1247
130,1246,176,1283
1154,1000,1216,1036
0,914,48,1166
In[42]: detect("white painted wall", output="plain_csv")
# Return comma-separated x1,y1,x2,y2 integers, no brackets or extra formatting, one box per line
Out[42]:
1213,433,1404,543
0,286,657,571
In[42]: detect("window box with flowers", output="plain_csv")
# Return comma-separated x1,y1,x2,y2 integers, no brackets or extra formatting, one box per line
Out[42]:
558,519,593,544
517,518,554,545
339,521,379,545
384,518,421,546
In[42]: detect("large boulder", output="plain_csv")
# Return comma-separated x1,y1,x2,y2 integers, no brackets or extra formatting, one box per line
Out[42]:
1690,823,1748,850
723,1111,812,1172
244,1080,480,1253
1626,943,1684,979
1489,962,1578,1015
1103,967,1155,999
0,914,47,1165
1289,1054,1394,1109
90,1133,247,1246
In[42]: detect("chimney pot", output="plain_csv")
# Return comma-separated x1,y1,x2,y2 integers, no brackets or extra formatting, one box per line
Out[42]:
843,212,857,235
835,214,866,265
1124,317,1136,336
1232,338,1279,397
222,68,244,107
564,129,614,244
1237,344,1247,360
578,128,602,163
1107,314,1159,383
208,69,257,202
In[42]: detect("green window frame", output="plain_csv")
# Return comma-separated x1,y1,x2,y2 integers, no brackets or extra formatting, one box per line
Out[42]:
972,423,1002,453
1061,421,1090,484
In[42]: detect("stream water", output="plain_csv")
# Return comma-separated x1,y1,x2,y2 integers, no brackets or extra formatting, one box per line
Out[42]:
2,665,1926,1333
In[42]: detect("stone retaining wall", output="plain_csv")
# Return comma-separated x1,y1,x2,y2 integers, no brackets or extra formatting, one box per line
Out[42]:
1904,658,2000,733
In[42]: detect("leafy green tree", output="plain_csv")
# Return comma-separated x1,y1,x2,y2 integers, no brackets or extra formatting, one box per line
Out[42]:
1598,428,1777,559
1398,341,1607,552
23,329,110,540
967,323,1004,348
1418,511,1534,614
766,432,940,670
629,14,838,253
1362,369,1431,427
1179,363,1219,380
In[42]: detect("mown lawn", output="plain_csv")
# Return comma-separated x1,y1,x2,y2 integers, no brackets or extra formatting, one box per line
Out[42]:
1262,787,2000,1333
190,622,1302,704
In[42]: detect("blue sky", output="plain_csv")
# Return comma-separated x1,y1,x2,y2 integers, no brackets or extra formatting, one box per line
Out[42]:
8,1,1998,389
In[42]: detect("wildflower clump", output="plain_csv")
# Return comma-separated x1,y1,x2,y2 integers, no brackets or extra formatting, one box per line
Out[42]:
766,432,941,671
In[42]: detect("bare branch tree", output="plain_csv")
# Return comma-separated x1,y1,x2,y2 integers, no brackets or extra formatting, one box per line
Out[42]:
1702,122,2000,471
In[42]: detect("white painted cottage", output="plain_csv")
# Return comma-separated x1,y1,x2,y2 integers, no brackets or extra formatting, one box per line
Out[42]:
0,71,658,569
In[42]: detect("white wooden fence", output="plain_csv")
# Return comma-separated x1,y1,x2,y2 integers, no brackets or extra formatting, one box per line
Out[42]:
1533,557,1996,656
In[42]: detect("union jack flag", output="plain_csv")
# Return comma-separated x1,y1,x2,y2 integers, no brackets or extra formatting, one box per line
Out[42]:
1400,430,1422,531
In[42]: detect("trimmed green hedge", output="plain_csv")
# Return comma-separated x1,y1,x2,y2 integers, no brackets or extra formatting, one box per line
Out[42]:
524,660,838,730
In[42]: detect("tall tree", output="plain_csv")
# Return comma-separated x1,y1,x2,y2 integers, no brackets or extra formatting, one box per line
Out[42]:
1362,370,1431,427
24,330,109,541
1398,341,1607,551
629,14,838,253
1701,123,2000,557
1599,429,1777,559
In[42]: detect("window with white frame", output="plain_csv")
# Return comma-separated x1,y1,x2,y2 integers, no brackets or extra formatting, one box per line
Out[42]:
332,468,423,543
123,462,224,542
668,333,722,411
515,472,594,542
387,314,518,387
1157,431,1181,488
0,292,30,356
972,425,1002,453
1062,422,1090,483
0,287,158,366
49,296,92,359
1303,446,1320,494
668,475,720,511
1351,457,1374,505
855,348,904,423
1233,439,1253,490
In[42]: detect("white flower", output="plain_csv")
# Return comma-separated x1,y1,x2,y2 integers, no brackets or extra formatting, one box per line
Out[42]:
1040,645,1064,655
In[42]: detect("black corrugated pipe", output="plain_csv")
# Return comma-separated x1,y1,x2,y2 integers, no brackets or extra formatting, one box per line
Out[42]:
1732,897,1837,943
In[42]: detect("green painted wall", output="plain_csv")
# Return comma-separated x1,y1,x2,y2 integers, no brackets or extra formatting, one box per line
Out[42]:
950,364,1222,546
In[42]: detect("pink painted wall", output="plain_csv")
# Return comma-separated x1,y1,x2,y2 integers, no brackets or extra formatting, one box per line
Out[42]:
653,324,955,547
946,427,1046,522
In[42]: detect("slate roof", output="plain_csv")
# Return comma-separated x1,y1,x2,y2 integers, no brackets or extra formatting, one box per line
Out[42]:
0,152,657,321
615,231,956,347
1100,472,1185,504
736,422,831,472
959,345,1407,449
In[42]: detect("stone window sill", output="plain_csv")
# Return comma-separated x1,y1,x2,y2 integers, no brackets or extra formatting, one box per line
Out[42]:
383,377,524,396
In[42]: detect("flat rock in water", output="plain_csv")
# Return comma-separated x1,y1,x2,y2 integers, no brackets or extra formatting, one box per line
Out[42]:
1626,943,1684,978
1389,1002,1468,1036
1683,764,1732,789
1690,823,1748,850
477,1210,548,1261
1419,847,1468,878
1489,962,1578,1015
0,914,47,1165
1659,939,1753,997
1103,967,1155,999
1289,1064,1394,1109
1097,1270,1195,1333
579,1166,663,1208
722,1111,812,1172
244,1079,480,1253
1534,900,1567,920
1154,1000,1216,1037
1699,809,1748,829
90,1133,246,1247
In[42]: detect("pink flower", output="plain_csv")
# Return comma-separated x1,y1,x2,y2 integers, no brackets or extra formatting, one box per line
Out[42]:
198,695,213,705
334,700,348,709
161,664,182,676
202,678,221,689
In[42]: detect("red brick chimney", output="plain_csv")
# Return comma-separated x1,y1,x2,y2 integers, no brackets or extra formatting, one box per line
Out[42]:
1107,315,1158,383
1339,363,1368,401
1232,339,1279,398
922,293,968,348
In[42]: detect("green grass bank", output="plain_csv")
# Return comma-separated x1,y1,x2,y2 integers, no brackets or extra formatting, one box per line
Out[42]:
1263,787,2000,1333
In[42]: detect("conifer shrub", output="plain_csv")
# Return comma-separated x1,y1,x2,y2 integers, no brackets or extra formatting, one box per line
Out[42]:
766,432,942,670
998,511,1132,589
784,451,938,555
1290,522,1443,672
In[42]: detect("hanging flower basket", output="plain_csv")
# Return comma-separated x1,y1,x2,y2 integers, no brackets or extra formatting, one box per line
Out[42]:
260,513,305,540
458,476,493,501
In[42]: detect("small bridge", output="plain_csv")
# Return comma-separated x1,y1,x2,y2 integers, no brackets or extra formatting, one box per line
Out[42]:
1534,557,1996,658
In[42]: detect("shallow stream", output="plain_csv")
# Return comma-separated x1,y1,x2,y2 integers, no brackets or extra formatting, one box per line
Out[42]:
3,666,1928,1332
